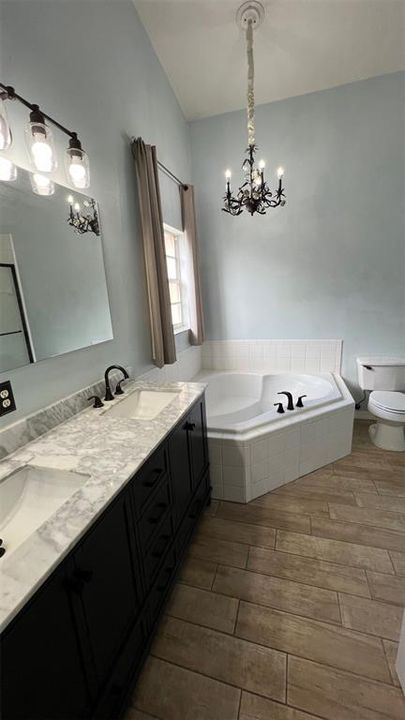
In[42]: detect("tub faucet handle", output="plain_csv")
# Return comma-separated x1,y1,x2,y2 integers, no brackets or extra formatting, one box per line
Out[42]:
274,402,285,414
296,394,307,408
278,391,294,410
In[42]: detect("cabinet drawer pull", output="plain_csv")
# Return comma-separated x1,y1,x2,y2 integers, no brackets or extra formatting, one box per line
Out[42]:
147,502,168,524
151,534,171,559
75,568,93,583
183,421,196,431
143,468,163,488
157,566,174,591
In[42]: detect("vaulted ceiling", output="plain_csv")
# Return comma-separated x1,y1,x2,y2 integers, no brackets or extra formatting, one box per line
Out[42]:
134,0,405,120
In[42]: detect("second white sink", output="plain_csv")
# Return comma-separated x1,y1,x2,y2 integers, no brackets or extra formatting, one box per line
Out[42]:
105,389,180,420
0,466,89,558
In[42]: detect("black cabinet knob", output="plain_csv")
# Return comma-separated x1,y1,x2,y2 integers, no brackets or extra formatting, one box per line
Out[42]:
142,468,163,488
184,421,196,431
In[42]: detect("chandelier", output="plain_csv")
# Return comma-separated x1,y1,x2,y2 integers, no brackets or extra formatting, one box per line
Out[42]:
222,1,286,217
67,195,100,236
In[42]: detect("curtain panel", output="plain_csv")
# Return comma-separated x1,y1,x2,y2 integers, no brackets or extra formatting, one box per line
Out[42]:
180,184,205,346
132,138,176,368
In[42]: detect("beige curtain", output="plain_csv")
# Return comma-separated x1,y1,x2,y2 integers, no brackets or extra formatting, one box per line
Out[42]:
132,138,176,367
180,184,205,346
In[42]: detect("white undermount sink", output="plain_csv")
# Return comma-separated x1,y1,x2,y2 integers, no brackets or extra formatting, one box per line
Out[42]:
105,389,180,420
0,466,89,558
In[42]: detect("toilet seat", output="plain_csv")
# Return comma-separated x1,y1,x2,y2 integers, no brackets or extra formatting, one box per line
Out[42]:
369,391,405,414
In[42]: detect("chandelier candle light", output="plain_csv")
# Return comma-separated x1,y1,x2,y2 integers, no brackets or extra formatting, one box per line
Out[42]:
223,1,286,216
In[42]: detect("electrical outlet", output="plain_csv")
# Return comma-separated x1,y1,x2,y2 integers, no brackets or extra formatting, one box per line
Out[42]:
0,381,16,417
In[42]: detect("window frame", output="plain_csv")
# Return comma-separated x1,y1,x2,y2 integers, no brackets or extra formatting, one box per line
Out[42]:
163,223,189,335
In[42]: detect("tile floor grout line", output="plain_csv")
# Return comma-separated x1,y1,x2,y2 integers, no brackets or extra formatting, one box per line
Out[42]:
381,635,400,689
149,632,400,700
205,540,395,576
148,650,287,702
166,589,400,649
192,542,393,586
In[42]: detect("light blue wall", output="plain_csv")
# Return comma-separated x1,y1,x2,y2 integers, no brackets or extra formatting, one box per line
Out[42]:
190,72,405,390
0,0,191,424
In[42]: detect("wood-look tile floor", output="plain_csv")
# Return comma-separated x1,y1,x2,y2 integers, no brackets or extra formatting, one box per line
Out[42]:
128,422,405,720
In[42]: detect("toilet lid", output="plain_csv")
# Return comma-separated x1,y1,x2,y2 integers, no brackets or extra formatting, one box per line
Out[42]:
370,391,405,413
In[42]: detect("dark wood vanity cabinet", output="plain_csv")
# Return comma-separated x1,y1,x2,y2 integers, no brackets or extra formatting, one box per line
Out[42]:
1,395,210,720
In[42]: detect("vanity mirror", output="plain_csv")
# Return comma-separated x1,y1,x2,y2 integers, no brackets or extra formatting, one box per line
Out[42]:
0,166,113,373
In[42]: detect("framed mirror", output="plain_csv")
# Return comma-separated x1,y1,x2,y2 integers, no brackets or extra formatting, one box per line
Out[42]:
0,166,113,373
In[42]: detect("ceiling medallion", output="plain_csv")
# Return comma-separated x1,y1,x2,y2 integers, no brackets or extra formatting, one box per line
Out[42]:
223,1,286,217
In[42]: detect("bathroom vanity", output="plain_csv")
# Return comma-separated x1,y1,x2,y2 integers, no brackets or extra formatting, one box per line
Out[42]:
0,386,210,720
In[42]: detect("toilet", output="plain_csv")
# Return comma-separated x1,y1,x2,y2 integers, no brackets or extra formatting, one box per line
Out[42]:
357,357,405,451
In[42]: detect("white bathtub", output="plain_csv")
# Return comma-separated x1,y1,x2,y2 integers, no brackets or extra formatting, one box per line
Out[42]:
194,370,354,503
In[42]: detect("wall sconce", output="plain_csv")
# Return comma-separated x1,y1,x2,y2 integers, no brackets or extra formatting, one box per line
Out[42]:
67,195,100,236
30,172,55,196
0,83,90,189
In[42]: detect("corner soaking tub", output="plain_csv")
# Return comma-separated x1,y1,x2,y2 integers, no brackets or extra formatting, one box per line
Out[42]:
194,371,354,503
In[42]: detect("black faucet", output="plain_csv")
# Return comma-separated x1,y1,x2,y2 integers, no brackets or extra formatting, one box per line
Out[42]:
296,394,307,408
104,365,129,401
278,391,294,411
274,402,285,414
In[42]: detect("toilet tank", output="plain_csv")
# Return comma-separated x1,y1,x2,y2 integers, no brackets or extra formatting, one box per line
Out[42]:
357,356,405,391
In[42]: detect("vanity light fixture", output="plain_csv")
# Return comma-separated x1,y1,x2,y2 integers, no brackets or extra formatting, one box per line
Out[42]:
222,1,286,217
66,194,100,236
30,172,55,196
0,96,12,150
0,83,90,189
0,157,17,181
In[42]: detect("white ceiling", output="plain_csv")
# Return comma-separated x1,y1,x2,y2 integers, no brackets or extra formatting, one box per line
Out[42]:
134,0,405,121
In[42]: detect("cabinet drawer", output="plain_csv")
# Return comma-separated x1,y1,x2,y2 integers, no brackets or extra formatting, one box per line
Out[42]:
148,548,177,627
138,477,171,550
132,445,168,516
143,511,174,590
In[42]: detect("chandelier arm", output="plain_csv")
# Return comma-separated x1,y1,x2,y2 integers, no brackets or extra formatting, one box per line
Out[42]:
246,19,255,148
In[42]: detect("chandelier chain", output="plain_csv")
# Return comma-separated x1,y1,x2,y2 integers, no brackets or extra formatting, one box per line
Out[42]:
246,19,255,147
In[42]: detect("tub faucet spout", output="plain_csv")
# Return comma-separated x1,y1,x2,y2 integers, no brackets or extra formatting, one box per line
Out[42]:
278,391,294,411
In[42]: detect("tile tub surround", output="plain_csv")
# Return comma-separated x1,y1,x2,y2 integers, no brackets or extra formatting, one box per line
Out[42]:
202,373,354,503
0,345,202,460
201,339,342,374
0,380,206,631
129,422,405,720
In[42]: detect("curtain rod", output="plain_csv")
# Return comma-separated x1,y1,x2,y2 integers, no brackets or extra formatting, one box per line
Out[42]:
157,160,187,189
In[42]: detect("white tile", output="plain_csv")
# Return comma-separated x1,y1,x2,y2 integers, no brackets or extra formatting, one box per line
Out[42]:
223,484,247,503
251,459,268,484
222,444,247,467
223,465,246,488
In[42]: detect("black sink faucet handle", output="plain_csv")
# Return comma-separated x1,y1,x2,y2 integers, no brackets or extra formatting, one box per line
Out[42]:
274,402,285,414
88,395,104,408
104,365,129,402
115,378,128,396
277,391,294,411
296,394,307,408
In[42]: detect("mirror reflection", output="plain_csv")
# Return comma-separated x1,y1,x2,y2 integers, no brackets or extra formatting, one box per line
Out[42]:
0,166,113,373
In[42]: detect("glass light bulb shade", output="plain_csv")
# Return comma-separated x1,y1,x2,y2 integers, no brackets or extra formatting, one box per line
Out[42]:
277,166,285,179
65,147,90,189
258,159,266,170
74,202,81,211
0,157,17,181
225,169,232,179
25,121,57,172
30,172,55,196
67,194,74,204
0,99,12,151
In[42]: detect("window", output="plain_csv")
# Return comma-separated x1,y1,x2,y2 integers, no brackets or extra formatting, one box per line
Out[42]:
164,224,189,332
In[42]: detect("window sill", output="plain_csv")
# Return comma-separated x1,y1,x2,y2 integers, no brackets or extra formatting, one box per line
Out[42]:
174,326,190,336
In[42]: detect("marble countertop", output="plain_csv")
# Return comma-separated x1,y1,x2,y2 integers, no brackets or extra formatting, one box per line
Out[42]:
0,380,206,632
